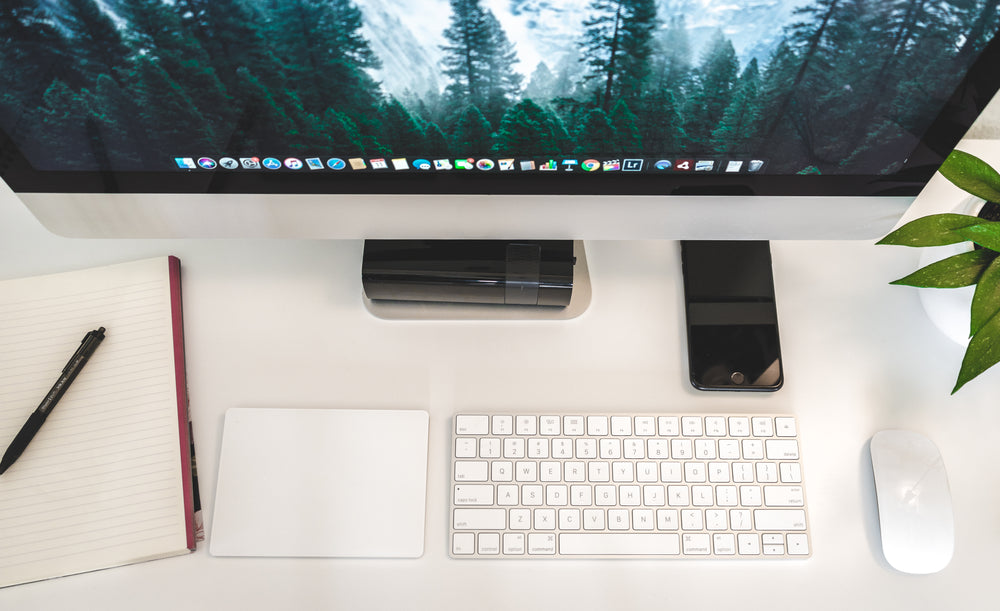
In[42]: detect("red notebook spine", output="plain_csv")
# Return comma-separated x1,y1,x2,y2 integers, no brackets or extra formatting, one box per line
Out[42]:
168,256,197,550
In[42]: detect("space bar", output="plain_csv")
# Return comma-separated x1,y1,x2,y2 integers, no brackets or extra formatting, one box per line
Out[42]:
560,533,681,555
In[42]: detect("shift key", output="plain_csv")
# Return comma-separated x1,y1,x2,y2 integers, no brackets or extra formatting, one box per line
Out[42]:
754,509,807,530
454,508,506,530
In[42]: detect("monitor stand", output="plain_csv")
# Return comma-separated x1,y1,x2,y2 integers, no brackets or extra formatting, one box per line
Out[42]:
361,240,590,321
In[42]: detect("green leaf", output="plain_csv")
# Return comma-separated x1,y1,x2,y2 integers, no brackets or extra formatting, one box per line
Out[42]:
971,256,1000,336
953,308,1000,393
876,214,984,247
890,249,998,288
939,149,1000,203
954,221,1000,252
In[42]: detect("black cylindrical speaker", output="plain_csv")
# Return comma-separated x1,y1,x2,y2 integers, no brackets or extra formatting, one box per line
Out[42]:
362,240,575,306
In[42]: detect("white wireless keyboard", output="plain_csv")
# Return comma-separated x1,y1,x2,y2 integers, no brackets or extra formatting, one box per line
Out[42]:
450,413,811,558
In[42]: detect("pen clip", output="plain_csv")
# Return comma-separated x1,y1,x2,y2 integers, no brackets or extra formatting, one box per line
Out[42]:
64,327,105,373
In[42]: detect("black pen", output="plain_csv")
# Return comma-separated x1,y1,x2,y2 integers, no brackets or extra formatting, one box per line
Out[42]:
0,327,106,476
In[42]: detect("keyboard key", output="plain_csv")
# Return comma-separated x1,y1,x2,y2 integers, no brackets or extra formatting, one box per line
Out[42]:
763,485,805,507
635,417,656,436
540,416,560,435
658,417,679,436
766,439,800,460
503,533,525,554
564,461,586,482
717,486,738,507
787,533,810,555
752,417,774,437
754,509,808,531
456,415,489,435
479,438,500,458
636,462,658,482
740,485,763,506
576,438,598,459
564,416,585,435
600,438,622,459
497,485,518,505
624,438,645,459
453,533,475,555
730,509,752,530
478,533,500,554
682,533,711,555
455,438,477,458
728,417,751,437
681,509,703,530
705,417,727,436
509,508,531,529
583,508,605,529
522,485,543,505
741,439,764,460
632,509,655,530
454,461,488,482
528,533,557,554
660,462,682,482
491,461,513,482
607,508,629,530
595,485,617,506
756,462,778,483
454,484,493,505
515,416,536,435
559,508,581,530
571,485,593,506
503,437,525,458
587,415,609,436
780,462,802,483
671,439,693,459
714,533,737,555
611,416,632,435
738,533,761,555
454,508,505,530
588,461,610,482
657,509,678,530
527,438,548,458
681,416,703,436
775,417,797,437
492,415,513,436
561,533,681,555
552,438,573,458
695,439,717,459
534,508,556,529
515,461,536,482
668,485,690,506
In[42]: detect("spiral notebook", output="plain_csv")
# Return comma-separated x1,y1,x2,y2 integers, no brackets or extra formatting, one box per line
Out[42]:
0,257,199,588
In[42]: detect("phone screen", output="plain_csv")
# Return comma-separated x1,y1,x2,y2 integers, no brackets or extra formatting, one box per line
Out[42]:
681,241,783,391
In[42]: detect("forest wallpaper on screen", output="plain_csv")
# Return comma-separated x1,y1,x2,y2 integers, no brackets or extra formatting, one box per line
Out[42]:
0,0,998,173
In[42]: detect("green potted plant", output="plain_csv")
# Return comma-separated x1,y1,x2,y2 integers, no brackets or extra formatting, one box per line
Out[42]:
877,150,1000,393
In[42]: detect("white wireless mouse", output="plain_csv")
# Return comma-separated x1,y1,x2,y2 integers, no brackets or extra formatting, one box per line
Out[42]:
869,429,954,574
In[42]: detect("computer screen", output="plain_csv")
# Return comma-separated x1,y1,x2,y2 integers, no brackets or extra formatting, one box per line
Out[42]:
1,1,999,238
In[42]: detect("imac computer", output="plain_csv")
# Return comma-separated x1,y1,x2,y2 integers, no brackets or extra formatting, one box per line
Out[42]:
1,1,998,242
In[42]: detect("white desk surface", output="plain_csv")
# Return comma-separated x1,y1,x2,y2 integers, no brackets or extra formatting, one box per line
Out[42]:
2,160,999,610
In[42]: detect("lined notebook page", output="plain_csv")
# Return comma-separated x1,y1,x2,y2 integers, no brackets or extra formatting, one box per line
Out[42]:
0,257,190,588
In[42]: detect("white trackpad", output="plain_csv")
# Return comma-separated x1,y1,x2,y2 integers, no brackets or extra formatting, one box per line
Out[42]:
210,408,429,558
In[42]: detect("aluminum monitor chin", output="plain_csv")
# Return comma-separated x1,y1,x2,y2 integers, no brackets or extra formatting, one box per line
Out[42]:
2,1,999,239
13,192,910,240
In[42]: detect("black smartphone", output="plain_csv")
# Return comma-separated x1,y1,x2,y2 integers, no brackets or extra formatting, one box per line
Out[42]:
680,240,783,391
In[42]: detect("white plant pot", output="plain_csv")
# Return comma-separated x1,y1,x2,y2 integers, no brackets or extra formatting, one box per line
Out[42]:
917,244,974,346
915,195,985,347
